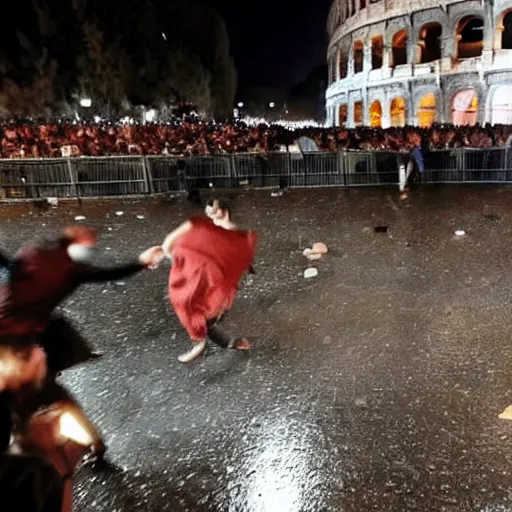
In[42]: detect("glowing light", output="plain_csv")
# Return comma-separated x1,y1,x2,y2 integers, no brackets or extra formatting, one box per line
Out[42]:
238,102,244,108
269,102,275,108
241,116,327,130
144,109,157,123
162,32,167,40
94,116,101,123
79,98,92,108
238,416,314,512
59,412,94,446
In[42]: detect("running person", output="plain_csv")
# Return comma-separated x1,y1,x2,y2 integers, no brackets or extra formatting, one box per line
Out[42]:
161,215,257,363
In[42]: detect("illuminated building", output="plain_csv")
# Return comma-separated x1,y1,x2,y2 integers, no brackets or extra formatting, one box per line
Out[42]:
326,0,512,127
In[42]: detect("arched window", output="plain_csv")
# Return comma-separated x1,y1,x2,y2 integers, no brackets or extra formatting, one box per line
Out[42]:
501,11,512,49
491,85,512,125
419,23,442,63
339,50,348,79
370,101,382,128
371,36,384,69
417,93,437,127
339,104,348,127
390,97,407,127
354,40,364,73
452,89,478,126
354,101,363,126
392,29,408,66
457,16,483,59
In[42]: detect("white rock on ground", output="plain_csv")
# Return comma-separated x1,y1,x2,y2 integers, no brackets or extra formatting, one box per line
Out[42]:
304,268,318,279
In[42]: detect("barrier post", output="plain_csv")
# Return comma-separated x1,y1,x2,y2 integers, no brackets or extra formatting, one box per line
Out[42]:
142,157,153,194
66,158,78,198
399,163,407,192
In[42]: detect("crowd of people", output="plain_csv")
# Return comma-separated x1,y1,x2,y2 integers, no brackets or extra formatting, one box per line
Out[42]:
0,119,511,159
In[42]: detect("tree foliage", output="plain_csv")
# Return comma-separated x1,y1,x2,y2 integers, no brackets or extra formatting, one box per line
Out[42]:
0,0,237,118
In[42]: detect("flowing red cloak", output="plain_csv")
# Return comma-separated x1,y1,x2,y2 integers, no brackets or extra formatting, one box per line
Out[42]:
168,216,257,340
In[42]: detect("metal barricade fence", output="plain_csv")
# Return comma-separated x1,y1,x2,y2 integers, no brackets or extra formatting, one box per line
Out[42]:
2,148,512,200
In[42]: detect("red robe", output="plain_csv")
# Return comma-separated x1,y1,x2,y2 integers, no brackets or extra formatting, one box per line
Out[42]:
169,217,257,340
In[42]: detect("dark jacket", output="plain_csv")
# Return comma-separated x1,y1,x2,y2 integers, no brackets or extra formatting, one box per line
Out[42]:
0,238,143,339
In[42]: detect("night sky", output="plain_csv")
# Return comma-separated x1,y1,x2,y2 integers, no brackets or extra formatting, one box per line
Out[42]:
209,0,332,89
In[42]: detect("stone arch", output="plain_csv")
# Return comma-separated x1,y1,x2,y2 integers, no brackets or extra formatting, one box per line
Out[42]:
443,76,483,120
390,97,407,127
339,103,348,127
384,16,410,45
447,8,486,59
353,39,364,73
338,45,349,79
496,6,512,50
488,84,512,125
369,100,382,128
417,22,443,63
451,89,479,126
412,8,448,42
391,28,408,66
414,89,440,127
371,35,384,69
455,15,484,59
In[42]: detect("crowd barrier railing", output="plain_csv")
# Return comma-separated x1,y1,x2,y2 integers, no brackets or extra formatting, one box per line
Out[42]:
0,148,511,200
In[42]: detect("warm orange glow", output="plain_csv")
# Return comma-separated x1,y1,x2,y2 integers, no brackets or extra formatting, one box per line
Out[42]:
354,41,364,73
390,97,406,127
370,101,382,128
418,93,436,127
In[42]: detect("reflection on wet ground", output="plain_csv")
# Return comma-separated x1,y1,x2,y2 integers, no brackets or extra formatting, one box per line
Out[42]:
3,187,512,511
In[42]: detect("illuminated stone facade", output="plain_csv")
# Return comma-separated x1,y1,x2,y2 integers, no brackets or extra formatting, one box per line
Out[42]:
326,0,512,128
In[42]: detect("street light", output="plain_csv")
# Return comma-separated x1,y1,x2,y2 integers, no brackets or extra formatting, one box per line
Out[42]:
238,102,244,108
80,98,92,108
269,102,275,108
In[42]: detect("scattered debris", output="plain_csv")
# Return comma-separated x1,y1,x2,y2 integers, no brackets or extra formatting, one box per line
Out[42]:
400,192,408,201
74,215,86,221
108,227,113,231
499,406,512,420
271,190,284,197
115,211,124,216
312,242,328,255
304,268,318,279
484,214,500,222
302,242,328,261
47,197,58,207
454,230,466,237
136,215,145,220
322,336,332,345
374,226,389,233
302,248,322,261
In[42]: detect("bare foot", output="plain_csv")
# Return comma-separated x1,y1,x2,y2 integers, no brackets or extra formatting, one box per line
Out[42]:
178,340,206,363
232,338,251,351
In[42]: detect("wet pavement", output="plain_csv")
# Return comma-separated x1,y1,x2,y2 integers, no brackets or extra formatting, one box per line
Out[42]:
2,186,512,511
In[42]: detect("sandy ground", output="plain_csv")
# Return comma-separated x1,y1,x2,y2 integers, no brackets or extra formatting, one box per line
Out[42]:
2,186,512,511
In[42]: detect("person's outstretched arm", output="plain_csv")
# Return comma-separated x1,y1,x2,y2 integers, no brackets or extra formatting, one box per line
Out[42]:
75,247,164,284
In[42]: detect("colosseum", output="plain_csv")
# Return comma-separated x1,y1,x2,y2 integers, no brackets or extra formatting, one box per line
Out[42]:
325,0,512,128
